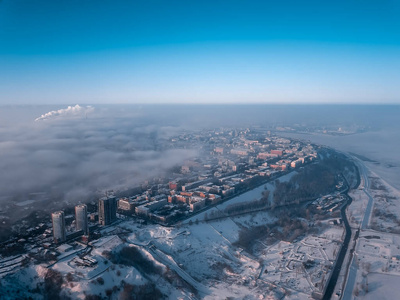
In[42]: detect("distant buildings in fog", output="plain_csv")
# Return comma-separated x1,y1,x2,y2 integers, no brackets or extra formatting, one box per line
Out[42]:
49,130,318,241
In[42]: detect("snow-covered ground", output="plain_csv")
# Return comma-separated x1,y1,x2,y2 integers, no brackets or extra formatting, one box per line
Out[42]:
122,207,343,299
279,128,400,299
363,273,400,300
341,160,400,299
183,171,297,224
347,188,369,228
1,199,346,300
367,172,400,233
217,172,297,211
343,229,400,299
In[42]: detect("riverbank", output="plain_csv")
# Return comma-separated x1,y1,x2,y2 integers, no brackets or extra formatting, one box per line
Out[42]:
279,129,400,190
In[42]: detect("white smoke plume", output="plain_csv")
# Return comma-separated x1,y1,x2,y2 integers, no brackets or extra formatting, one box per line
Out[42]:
35,104,94,121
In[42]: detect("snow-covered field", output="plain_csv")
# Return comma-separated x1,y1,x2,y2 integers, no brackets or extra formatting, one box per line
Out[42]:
1,203,345,300
122,207,343,299
341,163,400,299
184,171,297,224
367,172,400,233
344,229,400,299
347,188,368,228
363,273,400,300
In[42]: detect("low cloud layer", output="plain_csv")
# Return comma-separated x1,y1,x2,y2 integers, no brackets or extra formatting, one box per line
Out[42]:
0,106,197,212
2,104,399,219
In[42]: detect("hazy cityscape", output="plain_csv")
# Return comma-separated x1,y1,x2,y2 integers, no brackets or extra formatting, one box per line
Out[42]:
1,0,400,299
0,105,399,300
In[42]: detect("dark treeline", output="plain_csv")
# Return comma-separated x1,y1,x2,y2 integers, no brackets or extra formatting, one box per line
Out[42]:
224,191,270,215
235,206,325,254
273,149,357,206
109,246,163,276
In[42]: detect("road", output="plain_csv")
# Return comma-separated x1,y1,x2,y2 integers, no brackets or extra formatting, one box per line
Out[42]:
361,189,374,230
358,162,374,230
322,194,352,300
341,158,372,299
342,259,358,300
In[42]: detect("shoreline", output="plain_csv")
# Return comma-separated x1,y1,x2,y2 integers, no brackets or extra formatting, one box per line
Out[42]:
278,131,400,191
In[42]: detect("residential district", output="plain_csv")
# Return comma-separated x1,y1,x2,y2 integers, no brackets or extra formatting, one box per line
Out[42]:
1,127,374,300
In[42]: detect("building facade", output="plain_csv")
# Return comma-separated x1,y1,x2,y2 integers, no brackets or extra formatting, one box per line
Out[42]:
75,204,88,235
52,211,66,243
98,196,117,225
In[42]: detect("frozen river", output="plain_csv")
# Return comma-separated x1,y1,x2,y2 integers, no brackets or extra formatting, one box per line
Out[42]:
280,129,400,190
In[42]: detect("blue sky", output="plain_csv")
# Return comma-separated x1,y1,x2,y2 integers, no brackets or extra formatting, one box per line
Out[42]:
1,0,400,104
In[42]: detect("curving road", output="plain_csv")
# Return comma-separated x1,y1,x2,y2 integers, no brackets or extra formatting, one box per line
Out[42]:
322,194,352,300
342,158,372,299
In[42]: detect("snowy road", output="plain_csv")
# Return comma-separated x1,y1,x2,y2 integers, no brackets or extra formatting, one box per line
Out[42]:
342,259,358,300
359,162,374,230
361,189,374,230
342,158,372,299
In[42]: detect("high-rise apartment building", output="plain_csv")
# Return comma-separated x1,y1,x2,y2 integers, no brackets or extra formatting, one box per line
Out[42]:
75,204,88,235
98,196,117,225
52,211,66,243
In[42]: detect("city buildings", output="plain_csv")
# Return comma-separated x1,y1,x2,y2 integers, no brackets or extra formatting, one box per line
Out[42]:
52,211,66,243
51,130,318,237
98,196,117,226
118,197,134,211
